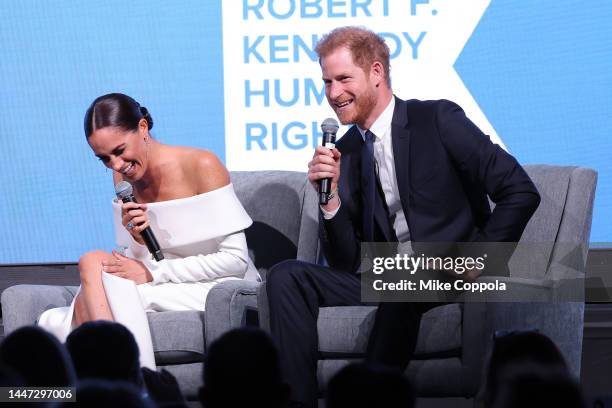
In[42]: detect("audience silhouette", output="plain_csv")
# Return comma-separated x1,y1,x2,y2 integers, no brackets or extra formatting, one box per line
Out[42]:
478,330,569,407
0,326,75,387
326,363,415,408
491,363,586,408
66,320,187,407
66,321,141,385
200,327,289,408
0,321,595,407
57,379,155,408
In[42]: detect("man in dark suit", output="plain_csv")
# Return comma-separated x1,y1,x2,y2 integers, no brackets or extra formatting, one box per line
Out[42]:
266,26,540,407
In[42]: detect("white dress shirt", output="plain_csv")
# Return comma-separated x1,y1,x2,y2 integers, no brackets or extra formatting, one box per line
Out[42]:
321,97,411,243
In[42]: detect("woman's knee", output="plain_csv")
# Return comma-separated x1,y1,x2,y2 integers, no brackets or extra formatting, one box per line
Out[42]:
78,250,111,285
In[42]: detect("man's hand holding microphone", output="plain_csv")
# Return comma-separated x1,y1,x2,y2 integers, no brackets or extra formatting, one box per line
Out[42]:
308,118,341,213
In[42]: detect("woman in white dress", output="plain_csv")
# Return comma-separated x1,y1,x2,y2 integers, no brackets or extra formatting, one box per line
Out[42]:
39,93,258,368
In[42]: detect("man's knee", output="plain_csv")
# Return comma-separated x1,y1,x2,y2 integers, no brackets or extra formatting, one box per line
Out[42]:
266,260,310,294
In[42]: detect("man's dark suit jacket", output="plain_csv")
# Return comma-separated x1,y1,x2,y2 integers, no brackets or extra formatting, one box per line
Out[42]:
321,97,541,273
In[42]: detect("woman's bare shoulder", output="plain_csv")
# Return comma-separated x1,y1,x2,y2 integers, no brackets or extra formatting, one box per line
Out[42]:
178,147,230,193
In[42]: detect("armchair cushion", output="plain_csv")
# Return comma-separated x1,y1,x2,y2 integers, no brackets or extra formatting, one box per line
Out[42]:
317,304,462,358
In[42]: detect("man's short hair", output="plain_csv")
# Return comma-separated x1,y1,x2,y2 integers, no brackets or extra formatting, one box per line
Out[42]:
315,26,391,87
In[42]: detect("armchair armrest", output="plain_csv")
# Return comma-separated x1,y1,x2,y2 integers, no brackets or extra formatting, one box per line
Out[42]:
256,281,272,333
204,280,262,348
1,284,79,335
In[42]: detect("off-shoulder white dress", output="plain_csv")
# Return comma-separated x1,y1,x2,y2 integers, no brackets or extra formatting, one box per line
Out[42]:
38,183,259,369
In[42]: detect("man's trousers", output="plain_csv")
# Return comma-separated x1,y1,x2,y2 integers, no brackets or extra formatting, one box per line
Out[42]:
266,259,439,407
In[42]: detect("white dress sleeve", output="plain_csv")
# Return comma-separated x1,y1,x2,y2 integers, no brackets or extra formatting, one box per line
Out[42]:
142,231,250,285
113,183,258,284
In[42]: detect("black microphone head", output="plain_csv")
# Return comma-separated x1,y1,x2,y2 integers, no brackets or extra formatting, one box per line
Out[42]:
321,118,339,134
115,181,133,200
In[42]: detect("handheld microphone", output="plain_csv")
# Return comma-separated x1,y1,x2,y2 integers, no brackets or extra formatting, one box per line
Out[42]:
115,181,164,261
319,118,339,205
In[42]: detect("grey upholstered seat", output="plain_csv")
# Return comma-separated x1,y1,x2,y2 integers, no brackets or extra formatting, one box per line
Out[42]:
1,171,319,399
316,303,463,356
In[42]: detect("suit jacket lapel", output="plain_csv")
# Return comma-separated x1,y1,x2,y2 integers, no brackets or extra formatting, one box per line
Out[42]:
391,97,411,222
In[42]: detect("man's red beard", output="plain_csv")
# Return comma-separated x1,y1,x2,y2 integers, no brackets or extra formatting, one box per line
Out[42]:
334,87,377,127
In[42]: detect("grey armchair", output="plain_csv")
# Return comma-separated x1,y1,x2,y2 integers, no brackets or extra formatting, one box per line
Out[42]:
256,164,596,397
1,171,319,399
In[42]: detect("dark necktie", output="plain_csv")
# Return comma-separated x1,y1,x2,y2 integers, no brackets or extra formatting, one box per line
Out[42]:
361,130,377,241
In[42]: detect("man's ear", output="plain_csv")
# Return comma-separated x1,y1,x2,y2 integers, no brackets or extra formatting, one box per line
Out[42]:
370,60,385,87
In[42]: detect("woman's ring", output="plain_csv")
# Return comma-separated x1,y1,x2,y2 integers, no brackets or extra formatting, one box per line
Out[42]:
127,222,134,231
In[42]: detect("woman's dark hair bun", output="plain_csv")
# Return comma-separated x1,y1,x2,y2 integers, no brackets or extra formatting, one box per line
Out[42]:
84,93,155,138
139,106,154,130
